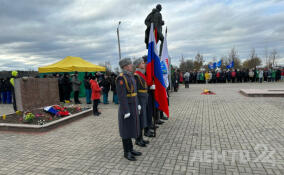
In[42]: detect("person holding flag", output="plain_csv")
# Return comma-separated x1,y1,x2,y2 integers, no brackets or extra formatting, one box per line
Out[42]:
133,58,150,147
146,23,169,126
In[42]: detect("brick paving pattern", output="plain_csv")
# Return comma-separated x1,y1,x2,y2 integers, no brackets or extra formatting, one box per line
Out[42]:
0,82,283,175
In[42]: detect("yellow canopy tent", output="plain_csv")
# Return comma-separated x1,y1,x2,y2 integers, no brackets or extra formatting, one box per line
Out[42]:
38,56,106,73
38,56,106,98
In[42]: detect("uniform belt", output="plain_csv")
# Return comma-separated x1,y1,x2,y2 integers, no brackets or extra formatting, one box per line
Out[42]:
127,93,137,97
138,90,147,93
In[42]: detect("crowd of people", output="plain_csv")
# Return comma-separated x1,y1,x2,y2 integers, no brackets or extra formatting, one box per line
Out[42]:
47,72,117,106
172,68,284,90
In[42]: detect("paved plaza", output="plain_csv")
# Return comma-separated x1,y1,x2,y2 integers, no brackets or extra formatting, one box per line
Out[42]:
0,82,283,175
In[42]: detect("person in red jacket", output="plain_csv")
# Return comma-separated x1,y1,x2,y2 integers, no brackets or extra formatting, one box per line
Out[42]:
216,71,220,83
231,69,236,83
90,76,102,116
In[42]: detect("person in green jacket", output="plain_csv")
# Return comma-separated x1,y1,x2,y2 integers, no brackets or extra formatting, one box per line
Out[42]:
271,69,276,82
255,69,259,82
200,71,205,84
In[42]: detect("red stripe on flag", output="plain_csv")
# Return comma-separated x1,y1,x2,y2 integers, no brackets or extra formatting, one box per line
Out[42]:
165,59,169,68
146,60,154,86
154,76,169,117
154,28,158,43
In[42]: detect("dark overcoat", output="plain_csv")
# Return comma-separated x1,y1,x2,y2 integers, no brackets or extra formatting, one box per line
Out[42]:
134,72,149,129
116,72,140,139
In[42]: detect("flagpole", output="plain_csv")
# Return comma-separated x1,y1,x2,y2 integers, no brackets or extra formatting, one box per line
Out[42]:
169,56,172,92
117,21,122,60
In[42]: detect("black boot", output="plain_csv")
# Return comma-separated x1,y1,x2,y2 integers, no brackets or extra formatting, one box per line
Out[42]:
135,140,146,147
150,125,159,129
93,112,100,116
131,150,142,156
135,135,146,147
141,132,149,144
161,115,168,120
129,139,142,156
124,152,136,161
156,120,164,125
123,139,136,161
161,116,168,120
160,111,168,120
144,128,155,137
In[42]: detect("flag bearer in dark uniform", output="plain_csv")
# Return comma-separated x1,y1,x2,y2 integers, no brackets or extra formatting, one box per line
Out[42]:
142,56,155,137
133,58,150,147
116,58,142,161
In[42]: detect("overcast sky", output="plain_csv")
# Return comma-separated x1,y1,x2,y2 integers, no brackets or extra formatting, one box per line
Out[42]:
0,0,284,71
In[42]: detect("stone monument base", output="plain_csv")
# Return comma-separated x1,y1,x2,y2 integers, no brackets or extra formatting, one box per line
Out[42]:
15,78,60,111
240,89,284,97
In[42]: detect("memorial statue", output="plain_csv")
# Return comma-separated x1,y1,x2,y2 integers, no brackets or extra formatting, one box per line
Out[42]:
144,4,165,56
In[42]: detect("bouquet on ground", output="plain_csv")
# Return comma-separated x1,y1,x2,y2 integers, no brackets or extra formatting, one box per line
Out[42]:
53,105,70,116
201,89,216,95
44,105,70,117
23,112,35,123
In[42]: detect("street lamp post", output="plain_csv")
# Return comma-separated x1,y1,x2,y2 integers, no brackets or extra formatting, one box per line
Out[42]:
117,21,122,60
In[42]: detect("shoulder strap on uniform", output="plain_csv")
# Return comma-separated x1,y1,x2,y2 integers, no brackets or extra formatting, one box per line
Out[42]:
117,73,133,93
134,73,146,89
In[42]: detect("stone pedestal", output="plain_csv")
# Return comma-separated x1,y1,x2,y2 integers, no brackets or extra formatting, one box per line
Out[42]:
14,78,60,111
240,89,284,97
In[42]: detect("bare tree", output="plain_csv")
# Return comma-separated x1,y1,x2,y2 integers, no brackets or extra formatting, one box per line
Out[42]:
242,48,262,69
228,47,241,69
100,61,112,75
242,57,261,69
219,48,241,69
193,52,204,70
249,48,257,59
264,46,269,68
220,56,228,70
229,47,238,61
179,59,194,72
269,49,278,68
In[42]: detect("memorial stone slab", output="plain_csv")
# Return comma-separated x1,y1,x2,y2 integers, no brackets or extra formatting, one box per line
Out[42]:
14,78,60,111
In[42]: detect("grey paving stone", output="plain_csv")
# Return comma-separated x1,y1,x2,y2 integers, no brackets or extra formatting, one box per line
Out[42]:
0,82,283,175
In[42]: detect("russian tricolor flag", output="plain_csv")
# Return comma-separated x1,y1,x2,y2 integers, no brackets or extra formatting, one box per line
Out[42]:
146,23,169,117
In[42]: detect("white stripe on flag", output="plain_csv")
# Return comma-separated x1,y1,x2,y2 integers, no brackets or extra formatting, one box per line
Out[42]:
161,30,169,88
